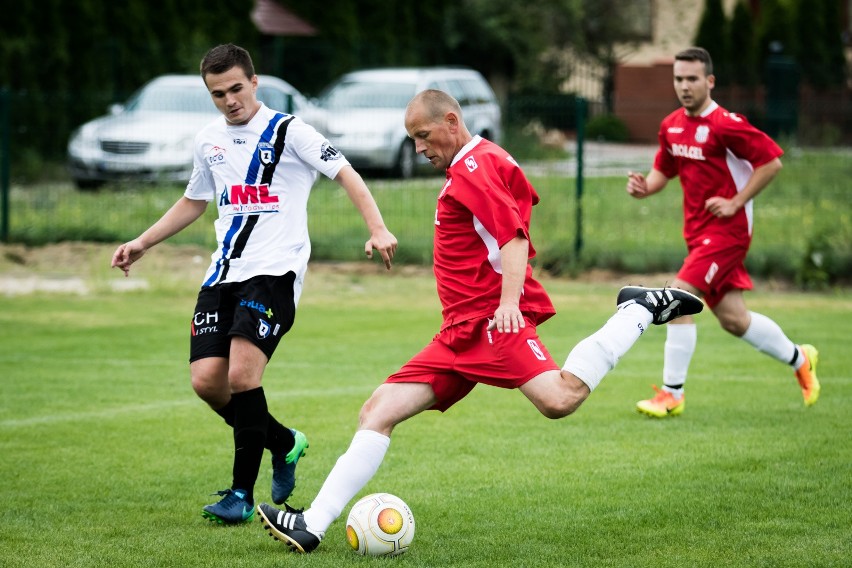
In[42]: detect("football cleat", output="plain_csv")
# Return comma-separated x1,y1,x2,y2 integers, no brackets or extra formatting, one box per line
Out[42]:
617,285,703,325
202,488,255,525
636,385,685,418
271,429,309,505
258,502,323,553
795,344,820,407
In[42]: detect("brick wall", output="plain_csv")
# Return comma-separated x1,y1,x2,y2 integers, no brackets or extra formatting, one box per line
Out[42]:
614,61,679,143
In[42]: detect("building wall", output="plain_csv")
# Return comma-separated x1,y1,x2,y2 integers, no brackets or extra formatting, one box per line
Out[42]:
614,62,679,143
617,0,740,66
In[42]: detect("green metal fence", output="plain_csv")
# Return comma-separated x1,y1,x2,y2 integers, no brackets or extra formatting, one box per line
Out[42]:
0,91,850,286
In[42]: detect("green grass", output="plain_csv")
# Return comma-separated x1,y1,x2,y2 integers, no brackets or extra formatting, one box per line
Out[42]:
5,147,851,283
0,260,849,567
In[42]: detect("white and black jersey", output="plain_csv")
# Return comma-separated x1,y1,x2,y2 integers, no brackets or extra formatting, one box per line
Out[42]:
185,104,349,299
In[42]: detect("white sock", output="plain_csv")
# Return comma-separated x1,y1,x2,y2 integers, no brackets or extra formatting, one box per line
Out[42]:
740,311,801,367
303,429,390,535
562,303,652,391
663,323,696,392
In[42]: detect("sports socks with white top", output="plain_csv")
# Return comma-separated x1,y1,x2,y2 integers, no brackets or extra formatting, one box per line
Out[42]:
303,429,391,536
661,310,804,396
562,303,653,391
663,323,696,397
741,311,803,368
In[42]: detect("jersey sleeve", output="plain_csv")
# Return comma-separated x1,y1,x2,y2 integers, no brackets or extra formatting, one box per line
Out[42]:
653,121,678,178
717,112,783,167
286,117,351,180
452,155,531,248
184,131,216,201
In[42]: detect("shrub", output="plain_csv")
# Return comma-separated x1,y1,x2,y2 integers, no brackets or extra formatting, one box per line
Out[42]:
585,114,630,142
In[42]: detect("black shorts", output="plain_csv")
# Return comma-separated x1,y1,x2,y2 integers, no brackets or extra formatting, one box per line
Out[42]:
189,272,297,362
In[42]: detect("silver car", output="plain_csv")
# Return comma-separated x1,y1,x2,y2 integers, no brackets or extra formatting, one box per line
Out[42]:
67,74,316,189
313,67,501,179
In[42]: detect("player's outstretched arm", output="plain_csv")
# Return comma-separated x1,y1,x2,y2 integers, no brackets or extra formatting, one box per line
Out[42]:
110,197,208,276
334,165,398,270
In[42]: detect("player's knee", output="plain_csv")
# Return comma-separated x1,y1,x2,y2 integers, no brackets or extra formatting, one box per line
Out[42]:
537,392,585,419
719,316,748,337
191,373,229,406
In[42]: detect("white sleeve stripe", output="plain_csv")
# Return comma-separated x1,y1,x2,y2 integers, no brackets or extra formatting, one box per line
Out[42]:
472,215,502,274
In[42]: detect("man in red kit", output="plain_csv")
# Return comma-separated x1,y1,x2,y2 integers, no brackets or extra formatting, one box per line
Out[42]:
626,47,820,418
255,89,703,553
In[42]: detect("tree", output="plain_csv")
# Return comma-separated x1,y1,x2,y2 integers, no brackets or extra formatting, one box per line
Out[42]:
756,0,796,69
728,1,756,87
794,0,846,89
694,0,729,85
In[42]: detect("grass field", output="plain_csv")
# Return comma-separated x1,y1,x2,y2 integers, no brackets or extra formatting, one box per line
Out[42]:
1,248,850,567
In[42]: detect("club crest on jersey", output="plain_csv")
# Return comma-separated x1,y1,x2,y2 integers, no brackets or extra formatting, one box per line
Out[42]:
320,141,342,162
695,125,710,144
206,146,227,167
465,156,478,172
258,142,275,165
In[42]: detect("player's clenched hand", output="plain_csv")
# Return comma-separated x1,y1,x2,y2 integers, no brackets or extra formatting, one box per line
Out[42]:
365,227,398,270
625,171,649,198
705,196,738,218
488,303,525,334
110,239,147,277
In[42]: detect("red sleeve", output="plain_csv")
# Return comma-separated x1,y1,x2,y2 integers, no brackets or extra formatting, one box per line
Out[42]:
653,119,678,178
451,154,531,249
718,112,783,167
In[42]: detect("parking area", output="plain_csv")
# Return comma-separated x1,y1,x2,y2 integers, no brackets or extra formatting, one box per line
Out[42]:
525,141,657,178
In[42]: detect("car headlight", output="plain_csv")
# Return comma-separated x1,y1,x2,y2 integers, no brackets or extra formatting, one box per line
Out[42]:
68,124,98,153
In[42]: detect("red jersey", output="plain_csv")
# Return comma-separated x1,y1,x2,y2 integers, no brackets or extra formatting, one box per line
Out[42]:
654,101,783,247
433,136,556,329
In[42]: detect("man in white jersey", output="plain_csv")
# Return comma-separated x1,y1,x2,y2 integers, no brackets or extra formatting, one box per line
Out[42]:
111,44,397,524
254,89,703,553
626,47,819,417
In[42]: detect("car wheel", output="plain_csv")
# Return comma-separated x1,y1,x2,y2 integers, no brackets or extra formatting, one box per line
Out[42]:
74,179,106,191
394,140,416,179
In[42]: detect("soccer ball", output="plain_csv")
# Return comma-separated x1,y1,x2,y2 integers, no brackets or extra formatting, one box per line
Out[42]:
345,493,415,556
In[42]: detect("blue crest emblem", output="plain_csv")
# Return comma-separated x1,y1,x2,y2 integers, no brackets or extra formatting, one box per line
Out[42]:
258,142,275,165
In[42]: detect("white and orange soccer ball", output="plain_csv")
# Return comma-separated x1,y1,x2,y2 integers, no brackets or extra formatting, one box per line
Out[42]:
345,493,415,556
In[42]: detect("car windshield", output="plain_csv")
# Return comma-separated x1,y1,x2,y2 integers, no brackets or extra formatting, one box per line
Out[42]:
319,81,416,110
125,85,216,113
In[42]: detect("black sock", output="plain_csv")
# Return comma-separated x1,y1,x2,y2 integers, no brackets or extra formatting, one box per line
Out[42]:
215,400,294,454
230,387,269,502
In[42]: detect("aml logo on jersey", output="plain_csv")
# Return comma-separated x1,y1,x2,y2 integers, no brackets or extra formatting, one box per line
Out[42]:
220,184,280,214
465,156,478,172
258,142,275,165
670,143,706,161
695,125,710,143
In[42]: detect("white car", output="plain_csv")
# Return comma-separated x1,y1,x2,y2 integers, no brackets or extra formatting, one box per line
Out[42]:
67,74,316,189
313,67,501,179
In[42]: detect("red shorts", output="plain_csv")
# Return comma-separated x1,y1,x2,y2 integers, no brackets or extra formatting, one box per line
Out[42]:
385,316,559,412
677,236,753,308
